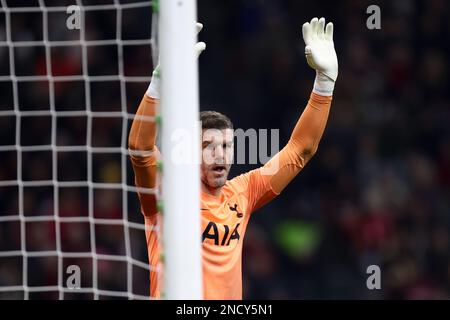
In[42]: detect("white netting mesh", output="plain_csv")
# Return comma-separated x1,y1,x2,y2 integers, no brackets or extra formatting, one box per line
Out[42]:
0,0,158,300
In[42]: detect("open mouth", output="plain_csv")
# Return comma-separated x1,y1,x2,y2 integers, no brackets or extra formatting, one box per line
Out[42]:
212,165,226,175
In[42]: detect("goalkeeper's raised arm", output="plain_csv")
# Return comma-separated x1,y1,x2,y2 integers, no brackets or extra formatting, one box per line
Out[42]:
250,17,338,201
127,23,206,217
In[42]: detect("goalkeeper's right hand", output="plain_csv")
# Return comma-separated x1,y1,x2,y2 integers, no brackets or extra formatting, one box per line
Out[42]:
146,23,206,99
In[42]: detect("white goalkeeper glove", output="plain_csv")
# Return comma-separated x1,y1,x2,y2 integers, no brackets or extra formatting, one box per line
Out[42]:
302,17,338,96
146,23,206,99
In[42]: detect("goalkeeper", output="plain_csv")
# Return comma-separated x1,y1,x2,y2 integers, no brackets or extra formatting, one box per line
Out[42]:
129,17,338,299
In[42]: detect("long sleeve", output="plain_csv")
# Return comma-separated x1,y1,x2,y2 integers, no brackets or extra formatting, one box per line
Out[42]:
230,92,333,213
128,94,159,217
263,92,332,194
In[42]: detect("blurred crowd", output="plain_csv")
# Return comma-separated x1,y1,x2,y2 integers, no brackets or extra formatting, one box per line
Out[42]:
1,0,450,299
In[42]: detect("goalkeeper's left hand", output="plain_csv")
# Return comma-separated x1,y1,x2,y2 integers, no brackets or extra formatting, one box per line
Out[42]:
302,17,338,96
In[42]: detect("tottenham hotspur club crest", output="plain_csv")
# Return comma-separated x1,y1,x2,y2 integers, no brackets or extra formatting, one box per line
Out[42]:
229,204,243,218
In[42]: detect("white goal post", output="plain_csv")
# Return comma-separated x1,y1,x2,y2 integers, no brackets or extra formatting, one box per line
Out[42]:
159,0,203,300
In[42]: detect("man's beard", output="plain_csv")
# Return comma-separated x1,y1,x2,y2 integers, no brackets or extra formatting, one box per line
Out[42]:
202,170,228,189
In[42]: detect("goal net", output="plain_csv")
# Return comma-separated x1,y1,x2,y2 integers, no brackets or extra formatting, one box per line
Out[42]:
0,0,164,300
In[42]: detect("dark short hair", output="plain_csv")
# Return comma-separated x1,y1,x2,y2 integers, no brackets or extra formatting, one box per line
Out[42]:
200,111,233,130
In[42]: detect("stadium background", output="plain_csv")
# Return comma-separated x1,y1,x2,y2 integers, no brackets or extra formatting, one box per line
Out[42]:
1,0,450,299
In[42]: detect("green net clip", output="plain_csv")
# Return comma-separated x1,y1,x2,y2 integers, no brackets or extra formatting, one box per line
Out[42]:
157,200,164,213
153,67,161,78
151,0,160,13
157,160,163,172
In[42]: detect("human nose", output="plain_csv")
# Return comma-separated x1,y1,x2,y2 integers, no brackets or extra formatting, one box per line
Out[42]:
214,145,224,160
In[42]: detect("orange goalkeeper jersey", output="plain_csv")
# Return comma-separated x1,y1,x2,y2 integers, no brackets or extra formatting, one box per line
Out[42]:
129,93,332,299
197,167,278,299
140,152,278,299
